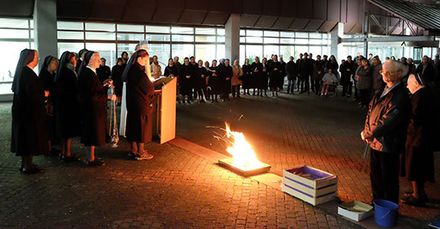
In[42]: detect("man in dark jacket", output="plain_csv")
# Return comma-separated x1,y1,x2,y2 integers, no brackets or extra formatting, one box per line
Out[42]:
416,55,436,86
296,53,303,92
340,55,355,97
361,60,410,204
286,56,297,94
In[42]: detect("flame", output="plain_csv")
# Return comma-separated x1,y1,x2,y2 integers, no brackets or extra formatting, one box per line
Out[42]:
225,123,263,170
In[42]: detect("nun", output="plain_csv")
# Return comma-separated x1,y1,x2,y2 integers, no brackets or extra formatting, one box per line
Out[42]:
78,51,115,166
39,55,59,155
54,51,80,161
124,49,155,160
11,49,48,174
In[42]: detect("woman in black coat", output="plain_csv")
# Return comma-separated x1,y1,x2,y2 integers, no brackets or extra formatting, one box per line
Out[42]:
208,60,220,103
401,74,436,206
194,60,208,103
39,55,59,155
269,56,282,97
125,49,155,160
78,51,114,166
180,57,194,104
111,58,125,104
242,58,252,95
11,49,48,174
251,57,263,96
54,51,81,161
258,57,269,96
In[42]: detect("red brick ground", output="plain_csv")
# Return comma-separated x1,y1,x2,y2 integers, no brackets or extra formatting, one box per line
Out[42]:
176,93,440,223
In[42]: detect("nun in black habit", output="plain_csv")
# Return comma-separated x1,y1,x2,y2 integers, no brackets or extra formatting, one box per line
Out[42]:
11,49,48,174
54,51,81,161
78,51,114,166
180,57,194,104
39,55,59,155
124,49,155,160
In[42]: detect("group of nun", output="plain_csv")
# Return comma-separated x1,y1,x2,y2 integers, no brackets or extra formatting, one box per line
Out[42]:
11,45,155,174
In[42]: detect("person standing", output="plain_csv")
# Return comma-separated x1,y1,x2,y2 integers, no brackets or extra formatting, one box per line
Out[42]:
11,49,48,174
222,59,233,101
269,55,282,96
150,55,162,79
194,60,208,102
356,58,373,108
231,59,243,98
111,58,125,104
416,55,436,86
313,55,324,95
286,56,297,94
361,60,410,204
180,57,194,104
340,56,355,97
54,51,81,162
164,58,178,77
258,57,269,96
400,74,436,206
76,48,88,73
78,51,115,166
242,58,252,96
97,57,111,84
296,53,303,92
124,49,155,160
371,56,385,96
208,59,220,103
39,55,59,156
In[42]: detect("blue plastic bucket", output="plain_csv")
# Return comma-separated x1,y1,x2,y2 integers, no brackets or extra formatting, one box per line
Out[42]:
373,199,399,228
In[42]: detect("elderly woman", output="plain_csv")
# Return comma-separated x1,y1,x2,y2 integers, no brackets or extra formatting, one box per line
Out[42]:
231,59,243,98
11,49,48,174
361,60,410,204
400,74,435,206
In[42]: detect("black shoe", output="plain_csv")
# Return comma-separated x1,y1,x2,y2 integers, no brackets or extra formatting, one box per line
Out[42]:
402,191,428,202
21,165,43,175
401,195,425,206
86,158,105,167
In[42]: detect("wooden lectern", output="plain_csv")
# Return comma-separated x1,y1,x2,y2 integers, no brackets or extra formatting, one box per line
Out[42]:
152,77,177,144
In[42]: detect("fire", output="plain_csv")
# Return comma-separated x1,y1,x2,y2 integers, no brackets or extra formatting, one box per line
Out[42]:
225,123,264,171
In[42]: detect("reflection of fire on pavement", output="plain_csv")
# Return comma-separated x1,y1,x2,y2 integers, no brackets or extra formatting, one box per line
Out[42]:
218,122,270,177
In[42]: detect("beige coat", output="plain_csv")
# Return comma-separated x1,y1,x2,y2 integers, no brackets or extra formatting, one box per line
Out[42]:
231,65,243,86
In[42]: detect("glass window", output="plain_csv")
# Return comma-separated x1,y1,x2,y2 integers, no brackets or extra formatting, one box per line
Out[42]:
149,44,171,68
0,41,31,87
172,44,194,59
295,38,309,45
146,26,170,33
172,35,194,42
195,28,216,35
0,18,29,28
240,45,246,64
280,38,295,44
246,30,263,37
309,39,322,45
85,32,115,40
196,44,216,62
240,30,246,36
264,37,279,43
217,36,225,43
0,29,29,39
58,42,84,57
195,35,216,42
85,43,116,67
309,46,322,56
309,33,321,39
295,32,308,38
294,46,309,56
57,21,83,30
117,43,137,57
146,34,170,42
117,24,144,32
117,33,144,41
264,31,279,37
58,31,84,40
240,37,245,43
264,45,279,58
216,45,225,60
280,32,295,38
217,28,225,36
246,45,263,60
171,26,193,34
322,33,328,39
322,46,330,56
246,37,263,43
85,22,115,32
280,46,295,60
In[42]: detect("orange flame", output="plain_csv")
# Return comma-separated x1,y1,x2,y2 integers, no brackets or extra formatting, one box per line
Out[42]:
225,122,263,170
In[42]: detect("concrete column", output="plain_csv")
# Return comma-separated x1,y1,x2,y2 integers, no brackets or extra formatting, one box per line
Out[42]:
225,14,240,61
330,23,343,61
33,0,57,69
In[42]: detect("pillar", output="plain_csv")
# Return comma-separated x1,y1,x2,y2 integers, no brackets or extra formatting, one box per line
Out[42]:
33,0,57,69
331,22,343,61
225,14,240,62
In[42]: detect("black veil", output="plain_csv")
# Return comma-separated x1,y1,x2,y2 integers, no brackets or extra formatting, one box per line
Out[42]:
39,55,56,76
77,51,95,76
121,49,149,82
12,49,36,94
56,51,77,82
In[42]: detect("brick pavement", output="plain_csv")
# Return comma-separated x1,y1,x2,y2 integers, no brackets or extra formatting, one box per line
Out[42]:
0,103,361,228
175,93,440,224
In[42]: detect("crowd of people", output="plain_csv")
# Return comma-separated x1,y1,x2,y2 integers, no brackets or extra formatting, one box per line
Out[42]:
10,45,439,208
